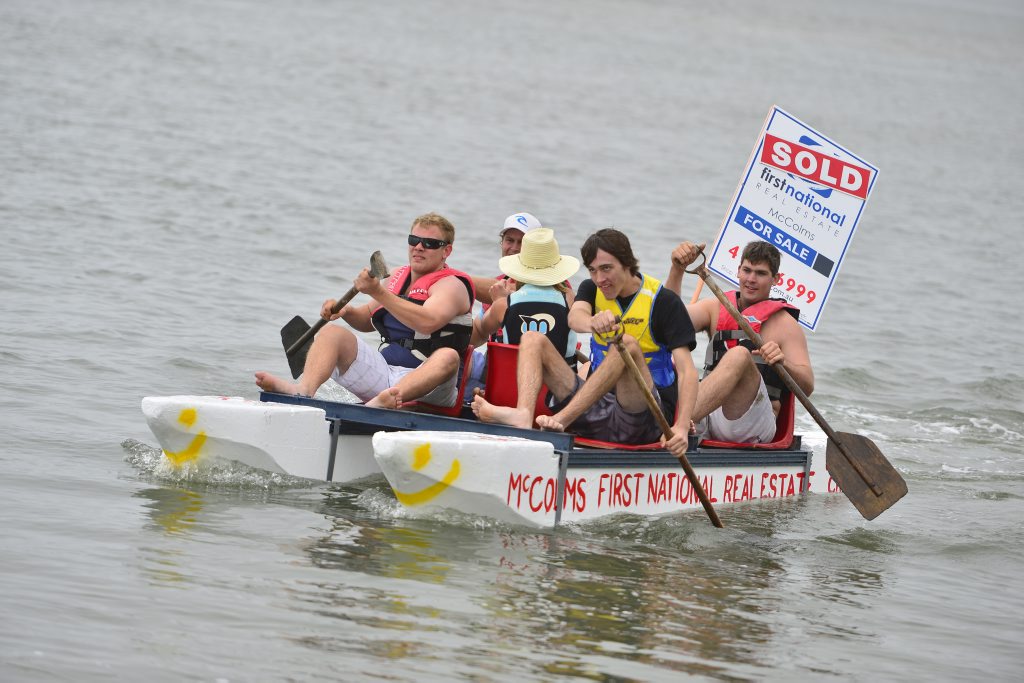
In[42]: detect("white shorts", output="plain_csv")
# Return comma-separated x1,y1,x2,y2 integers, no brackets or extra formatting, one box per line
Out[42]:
695,375,778,444
330,336,459,407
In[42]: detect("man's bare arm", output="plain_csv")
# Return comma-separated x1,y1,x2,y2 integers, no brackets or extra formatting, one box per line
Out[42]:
368,275,471,335
471,276,499,304
759,313,814,396
567,299,594,333
685,297,716,338
322,298,376,333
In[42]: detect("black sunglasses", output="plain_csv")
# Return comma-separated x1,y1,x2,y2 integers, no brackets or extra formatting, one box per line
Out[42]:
407,234,449,250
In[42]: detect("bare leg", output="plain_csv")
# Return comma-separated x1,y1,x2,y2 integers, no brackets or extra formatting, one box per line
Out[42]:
606,336,659,414
366,387,402,409
692,346,763,421
255,324,359,397
254,371,301,395
393,347,461,404
471,394,535,429
472,332,578,429
540,339,651,430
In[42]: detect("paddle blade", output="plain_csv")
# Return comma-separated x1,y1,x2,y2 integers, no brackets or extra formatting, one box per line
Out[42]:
826,432,908,520
280,315,312,379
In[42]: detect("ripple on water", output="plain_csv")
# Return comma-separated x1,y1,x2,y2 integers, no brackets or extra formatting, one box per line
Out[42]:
120,437,314,489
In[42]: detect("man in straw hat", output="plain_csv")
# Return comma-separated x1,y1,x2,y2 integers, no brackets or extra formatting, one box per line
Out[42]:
472,228,699,457
466,212,569,394
472,227,580,365
470,211,546,340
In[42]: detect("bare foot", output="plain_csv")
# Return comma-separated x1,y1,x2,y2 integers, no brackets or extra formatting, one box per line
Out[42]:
471,394,533,429
536,415,567,432
255,371,300,395
366,387,402,410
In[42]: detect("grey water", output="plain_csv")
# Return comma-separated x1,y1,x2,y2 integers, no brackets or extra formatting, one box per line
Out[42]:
2,0,1022,680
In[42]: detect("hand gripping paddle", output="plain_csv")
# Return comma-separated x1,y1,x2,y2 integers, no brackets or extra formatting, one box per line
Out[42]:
684,250,907,520
279,251,389,379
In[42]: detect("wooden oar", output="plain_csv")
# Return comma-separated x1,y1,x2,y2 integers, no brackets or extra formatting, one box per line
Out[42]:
610,332,724,528
683,253,907,520
279,251,389,379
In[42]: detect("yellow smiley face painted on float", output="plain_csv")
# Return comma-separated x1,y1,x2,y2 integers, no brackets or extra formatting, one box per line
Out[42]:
162,407,207,466
391,442,461,506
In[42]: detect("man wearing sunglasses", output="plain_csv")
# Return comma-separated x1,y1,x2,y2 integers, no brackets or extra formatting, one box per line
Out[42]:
256,213,475,409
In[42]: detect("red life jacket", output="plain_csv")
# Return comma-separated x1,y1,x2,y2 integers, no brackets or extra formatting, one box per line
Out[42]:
705,291,799,400
371,264,475,368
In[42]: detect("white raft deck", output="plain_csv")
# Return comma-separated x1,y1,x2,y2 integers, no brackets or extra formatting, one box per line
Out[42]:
141,392,839,527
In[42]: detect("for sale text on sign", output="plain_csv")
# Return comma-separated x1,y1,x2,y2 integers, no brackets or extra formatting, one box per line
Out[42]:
708,107,878,331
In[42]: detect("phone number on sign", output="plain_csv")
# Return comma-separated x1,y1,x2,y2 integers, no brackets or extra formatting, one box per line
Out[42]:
775,273,815,303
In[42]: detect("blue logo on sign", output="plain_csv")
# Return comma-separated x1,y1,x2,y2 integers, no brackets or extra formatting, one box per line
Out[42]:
791,135,834,199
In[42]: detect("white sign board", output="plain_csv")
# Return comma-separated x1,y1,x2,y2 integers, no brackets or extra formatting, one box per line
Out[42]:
708,106,878,331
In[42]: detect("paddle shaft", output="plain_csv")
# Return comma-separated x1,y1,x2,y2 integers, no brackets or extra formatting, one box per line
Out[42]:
612,336,724,528
284,288,358,355
285,251,389,357
691,263,883,496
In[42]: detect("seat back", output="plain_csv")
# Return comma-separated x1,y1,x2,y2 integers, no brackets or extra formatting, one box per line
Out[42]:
402,346,475,418
698,391,796,450
483,342,552,417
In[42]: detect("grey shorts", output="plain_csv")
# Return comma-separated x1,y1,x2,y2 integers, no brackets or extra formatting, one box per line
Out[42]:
547,375,663,445
694,375,777,443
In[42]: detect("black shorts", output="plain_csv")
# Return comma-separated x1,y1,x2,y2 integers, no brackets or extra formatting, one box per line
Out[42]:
547,375,663,445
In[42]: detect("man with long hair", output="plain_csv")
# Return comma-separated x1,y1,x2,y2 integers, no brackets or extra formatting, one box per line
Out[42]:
472,228,698,458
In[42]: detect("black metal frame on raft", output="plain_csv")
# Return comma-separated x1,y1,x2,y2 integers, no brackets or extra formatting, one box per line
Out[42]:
259,391,814,481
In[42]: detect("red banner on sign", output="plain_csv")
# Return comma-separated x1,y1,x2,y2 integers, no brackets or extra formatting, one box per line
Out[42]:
760,133,871,199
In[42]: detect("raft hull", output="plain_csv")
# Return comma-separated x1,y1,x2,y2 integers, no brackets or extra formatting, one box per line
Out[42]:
141,392,838,525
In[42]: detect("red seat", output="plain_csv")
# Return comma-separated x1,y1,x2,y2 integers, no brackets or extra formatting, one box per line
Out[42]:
481,341,796,452
698,392,796,450
485,341,675,450
573,436,669,451
402,346,475,418
482,342,553,417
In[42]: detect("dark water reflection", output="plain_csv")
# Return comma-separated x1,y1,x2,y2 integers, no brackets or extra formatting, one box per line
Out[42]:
275,488,900,679
119,438,1022,680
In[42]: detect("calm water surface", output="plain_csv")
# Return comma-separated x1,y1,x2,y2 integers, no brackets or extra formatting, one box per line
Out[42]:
2,0,1022,680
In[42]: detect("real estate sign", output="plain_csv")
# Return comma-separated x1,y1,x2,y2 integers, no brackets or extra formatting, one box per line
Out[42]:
707,107,879,331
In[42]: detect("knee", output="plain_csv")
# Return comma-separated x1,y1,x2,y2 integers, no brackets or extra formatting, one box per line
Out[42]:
618,334,641,353
520,330,548,349
721,345,759,377
434,347,461,373
316,324,354,354
723,345,753,364
318,324,350,344
614,334,643,361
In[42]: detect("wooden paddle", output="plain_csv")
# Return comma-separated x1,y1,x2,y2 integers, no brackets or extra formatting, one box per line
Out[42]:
610,331,724,528
683,252,907,520
279,251,390,379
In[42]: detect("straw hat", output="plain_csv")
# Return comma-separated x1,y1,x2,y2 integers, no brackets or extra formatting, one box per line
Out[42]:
498,228,580,286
